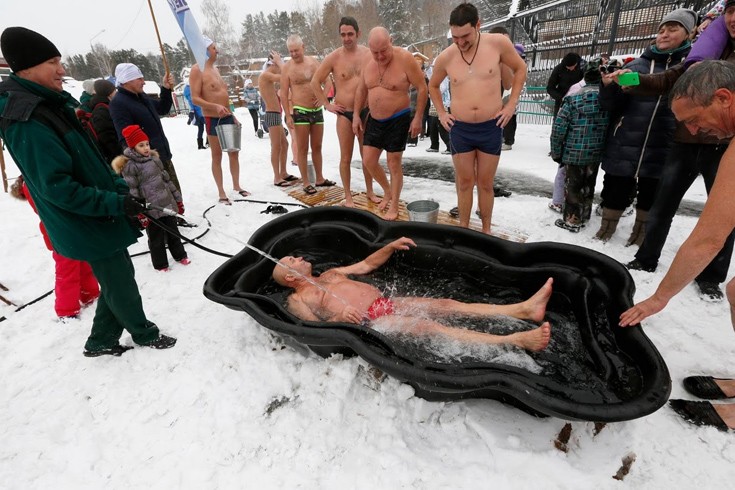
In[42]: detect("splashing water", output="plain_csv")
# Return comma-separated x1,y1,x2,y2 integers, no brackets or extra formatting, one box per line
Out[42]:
207,226,351,307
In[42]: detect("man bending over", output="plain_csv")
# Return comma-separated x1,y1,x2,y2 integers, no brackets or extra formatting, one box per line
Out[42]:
272,237,552,351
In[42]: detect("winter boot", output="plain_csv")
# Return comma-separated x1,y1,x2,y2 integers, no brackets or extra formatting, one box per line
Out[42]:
594,208,624,241
625,209,648,247
197,137,206,150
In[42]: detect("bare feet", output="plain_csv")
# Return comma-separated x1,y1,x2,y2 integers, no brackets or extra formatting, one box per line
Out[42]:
715,379,735,398
367,191,382,204
384,204,399,221
713,403,735,429
522,278,553,322
512,322,551,352
344,195,355,207
378,196,391,212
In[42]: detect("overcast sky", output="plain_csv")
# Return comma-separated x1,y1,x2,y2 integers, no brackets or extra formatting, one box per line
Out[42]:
1,0,323,57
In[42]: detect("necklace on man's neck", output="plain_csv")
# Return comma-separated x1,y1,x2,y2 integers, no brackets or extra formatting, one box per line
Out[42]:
459,32,481,74
378,60,390,85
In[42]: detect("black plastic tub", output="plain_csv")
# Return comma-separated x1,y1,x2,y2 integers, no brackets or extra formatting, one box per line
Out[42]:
203,207,670,422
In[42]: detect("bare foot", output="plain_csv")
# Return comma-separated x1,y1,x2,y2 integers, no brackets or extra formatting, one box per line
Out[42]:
714,379,735,398
384,204,399,221
367,191,382,204
713,403,735,429
512,322,551,352
344,196,355,207
522,278,553,322
378,196,391,212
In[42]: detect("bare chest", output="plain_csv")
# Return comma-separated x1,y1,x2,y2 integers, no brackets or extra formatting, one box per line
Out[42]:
365,62,409,92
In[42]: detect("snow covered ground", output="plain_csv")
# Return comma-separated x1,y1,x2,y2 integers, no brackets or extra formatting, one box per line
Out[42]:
1,86,733,488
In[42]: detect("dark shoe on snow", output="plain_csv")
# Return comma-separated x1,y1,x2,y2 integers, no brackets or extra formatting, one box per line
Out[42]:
626,259,656,273
140,334,177,350
669,399,731,432
83,344,134,358
696,281,724,301
494,186,512,198
449,207,459,218
555,218,581,233
683,376,735,400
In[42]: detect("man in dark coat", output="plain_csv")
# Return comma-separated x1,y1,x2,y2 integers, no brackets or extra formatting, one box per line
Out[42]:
0,27,176,356
109,63,182,195
546,52,583,116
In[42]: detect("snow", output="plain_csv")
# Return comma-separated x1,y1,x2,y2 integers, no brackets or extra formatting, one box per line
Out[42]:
1,104,734,488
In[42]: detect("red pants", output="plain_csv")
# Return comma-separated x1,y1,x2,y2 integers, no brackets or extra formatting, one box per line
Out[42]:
53,251,100,317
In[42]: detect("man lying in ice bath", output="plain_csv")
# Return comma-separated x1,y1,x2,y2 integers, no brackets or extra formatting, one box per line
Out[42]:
272,237,552,352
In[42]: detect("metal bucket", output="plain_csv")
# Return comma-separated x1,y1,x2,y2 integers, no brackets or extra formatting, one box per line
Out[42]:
215,123,242,152
406,200,439,224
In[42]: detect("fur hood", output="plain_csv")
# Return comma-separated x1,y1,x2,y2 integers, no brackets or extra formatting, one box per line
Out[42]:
111,149,160,174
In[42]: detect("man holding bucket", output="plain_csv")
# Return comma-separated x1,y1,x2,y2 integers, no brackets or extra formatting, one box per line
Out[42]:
189,36,250,205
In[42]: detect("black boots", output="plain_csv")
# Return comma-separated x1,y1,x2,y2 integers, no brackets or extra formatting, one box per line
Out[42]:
197,137,206,150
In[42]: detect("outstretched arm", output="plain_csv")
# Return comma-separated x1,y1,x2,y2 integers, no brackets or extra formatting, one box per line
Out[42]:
333,237,417,276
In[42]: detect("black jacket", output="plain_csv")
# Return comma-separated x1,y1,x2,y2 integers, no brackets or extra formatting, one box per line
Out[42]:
599,43,690,178
89,93,118,163
109,86,173,160
546,63,584,102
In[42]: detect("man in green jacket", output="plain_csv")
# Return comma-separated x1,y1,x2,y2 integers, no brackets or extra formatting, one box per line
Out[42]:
0,27,176,357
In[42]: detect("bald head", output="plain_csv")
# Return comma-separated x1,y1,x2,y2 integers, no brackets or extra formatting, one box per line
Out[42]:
368,27,391,47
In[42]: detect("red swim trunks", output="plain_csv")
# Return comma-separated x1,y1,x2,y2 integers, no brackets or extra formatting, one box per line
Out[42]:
367,296,395,320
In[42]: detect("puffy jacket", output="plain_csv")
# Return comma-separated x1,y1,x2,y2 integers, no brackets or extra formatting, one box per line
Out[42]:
109,85,173,160
0,75,140,261
599,42,690,178
243,86,260,110
550,84,609,166
629,42,735,146
112,148,181,219
183,85,202,118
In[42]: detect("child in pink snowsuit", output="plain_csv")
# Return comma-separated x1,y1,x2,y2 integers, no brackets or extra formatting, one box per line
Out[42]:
11,176,100,318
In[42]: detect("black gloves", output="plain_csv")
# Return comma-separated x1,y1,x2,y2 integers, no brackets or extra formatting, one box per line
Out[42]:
123,195,148,217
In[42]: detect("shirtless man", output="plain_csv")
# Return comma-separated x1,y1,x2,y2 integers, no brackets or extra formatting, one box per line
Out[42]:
280,34,335,195
353,27,428,220
310,16,379,207
259,51,298,187
429,3,527,233
272,237,552,352
189,36,250,204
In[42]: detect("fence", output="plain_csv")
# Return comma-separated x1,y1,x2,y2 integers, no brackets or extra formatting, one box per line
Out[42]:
476,0,712,124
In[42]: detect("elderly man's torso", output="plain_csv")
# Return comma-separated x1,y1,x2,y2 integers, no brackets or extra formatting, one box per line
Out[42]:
284,56,321,108
199,65,230,117
364,47,414,119
295,271,382,320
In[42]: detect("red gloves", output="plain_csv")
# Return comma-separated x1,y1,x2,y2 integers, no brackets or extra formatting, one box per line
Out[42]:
177,201,185,215
137,213,149,228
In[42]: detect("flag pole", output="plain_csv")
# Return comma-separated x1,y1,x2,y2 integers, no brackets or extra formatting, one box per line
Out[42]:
147,0,171,77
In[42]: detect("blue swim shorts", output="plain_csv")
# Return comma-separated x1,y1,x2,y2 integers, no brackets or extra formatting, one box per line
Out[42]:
205,115,237,137
449,117,503,156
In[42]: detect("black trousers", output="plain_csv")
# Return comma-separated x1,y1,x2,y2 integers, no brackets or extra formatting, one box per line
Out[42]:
160,158,182,197
504,114,517,145
564,163,599,223
599,173,659,211
146,215,187,270
248,108,259,132
635,142,734,283
428,115,449,151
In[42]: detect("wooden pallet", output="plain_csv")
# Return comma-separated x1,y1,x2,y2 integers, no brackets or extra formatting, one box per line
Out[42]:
284,185,527,243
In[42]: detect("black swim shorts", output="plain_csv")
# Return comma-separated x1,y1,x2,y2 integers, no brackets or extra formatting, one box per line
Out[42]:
292,106,324,125
449,117,503,156
205,115,237,137
363,108,412,153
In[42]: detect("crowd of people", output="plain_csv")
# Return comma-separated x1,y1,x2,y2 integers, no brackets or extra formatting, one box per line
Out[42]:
3,0,735,431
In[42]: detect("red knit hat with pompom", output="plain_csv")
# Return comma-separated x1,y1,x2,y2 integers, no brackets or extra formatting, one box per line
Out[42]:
122,125,149,148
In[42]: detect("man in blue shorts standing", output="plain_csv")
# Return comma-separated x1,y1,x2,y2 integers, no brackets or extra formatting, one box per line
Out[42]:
429,3,527,234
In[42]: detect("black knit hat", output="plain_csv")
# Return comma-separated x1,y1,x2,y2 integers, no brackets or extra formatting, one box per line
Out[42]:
1,27,61,73
94,79,115,98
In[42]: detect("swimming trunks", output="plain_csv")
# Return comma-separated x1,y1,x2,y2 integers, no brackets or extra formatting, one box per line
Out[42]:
264,111,282,129
292,106,324,125
367,296,395,320
205,115,237,137
340,107,369,123
449,117,503,156
363,108,412,153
